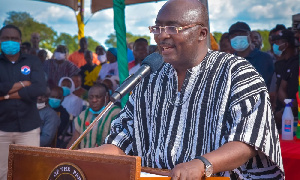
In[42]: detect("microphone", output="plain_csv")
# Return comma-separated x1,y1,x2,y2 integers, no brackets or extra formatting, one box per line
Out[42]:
110,52,164,102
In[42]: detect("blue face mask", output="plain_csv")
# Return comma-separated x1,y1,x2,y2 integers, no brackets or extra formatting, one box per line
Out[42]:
230,36,249,51
62,86,71,96
273,43,284,56
89,106,105,115
48,98,61,108
1,41,20,55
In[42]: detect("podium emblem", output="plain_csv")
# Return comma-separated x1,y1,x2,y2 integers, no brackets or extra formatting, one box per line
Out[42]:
48,162,86,180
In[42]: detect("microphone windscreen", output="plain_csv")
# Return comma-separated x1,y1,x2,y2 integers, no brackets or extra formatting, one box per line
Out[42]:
141,52,164,73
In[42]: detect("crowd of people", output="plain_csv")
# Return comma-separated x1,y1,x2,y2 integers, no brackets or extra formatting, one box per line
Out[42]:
0,0,299,178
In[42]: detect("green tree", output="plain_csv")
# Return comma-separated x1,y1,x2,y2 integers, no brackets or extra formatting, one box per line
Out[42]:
87,36,100,53
4,11,57,52
212,31,223,43
105,32,151,48
254,30,271,52
54,33,78,54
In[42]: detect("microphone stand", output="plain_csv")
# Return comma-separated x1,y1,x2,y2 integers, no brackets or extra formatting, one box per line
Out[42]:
68,101,115,150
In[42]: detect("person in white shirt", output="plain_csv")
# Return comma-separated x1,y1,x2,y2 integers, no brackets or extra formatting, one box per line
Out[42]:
129,38,149,75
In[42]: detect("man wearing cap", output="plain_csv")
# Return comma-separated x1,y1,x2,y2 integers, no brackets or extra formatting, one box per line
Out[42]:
272,29,299,129
228,21,274,90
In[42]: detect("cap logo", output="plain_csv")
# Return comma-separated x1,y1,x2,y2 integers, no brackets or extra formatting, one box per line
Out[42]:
21,65,31,75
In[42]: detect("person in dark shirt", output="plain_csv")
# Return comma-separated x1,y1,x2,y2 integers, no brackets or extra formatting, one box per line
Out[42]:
228,21,274,90
272,29,299,129
37,87,60,147
0,24,46,179
79,50,100,90
48,86,70,147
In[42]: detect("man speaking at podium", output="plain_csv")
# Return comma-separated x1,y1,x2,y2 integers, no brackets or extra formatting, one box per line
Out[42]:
85,0,284,179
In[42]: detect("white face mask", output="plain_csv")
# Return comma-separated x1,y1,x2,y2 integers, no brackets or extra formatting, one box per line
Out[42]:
54,52,66,61
37,102,46,110
98,54,107,63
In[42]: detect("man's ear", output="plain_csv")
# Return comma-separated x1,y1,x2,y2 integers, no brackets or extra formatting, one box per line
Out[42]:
199,27,208,41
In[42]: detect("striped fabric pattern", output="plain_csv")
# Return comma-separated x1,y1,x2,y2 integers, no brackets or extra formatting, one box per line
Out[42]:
75,105,120,149
105,50,284,179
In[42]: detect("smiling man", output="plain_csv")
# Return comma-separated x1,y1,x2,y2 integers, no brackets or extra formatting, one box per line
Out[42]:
0,25,46,180
84,0,284,179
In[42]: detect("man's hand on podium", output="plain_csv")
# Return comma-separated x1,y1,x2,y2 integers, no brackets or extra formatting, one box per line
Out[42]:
79,144,126,155
169,159,205,180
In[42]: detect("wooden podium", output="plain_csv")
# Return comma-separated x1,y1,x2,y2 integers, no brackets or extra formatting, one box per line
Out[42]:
8,144,229,180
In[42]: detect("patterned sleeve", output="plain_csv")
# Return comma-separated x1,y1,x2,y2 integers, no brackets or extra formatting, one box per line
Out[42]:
227,59,284,177
67,61,81,76
104,95,135,155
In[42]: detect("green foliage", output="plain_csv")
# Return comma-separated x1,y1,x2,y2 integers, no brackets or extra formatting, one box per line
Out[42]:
212,32,223,43
254,30,271,52
105,33,117,48
54,33,78,54
105,32,151,48
87,36,100,52
3,11,102,54
4,11,57,52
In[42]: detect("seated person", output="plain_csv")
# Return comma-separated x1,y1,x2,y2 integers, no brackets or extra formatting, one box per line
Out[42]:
71,74,88,100
48,86,70,138
37,87,61,147
58,77,83,117
67,83,121,149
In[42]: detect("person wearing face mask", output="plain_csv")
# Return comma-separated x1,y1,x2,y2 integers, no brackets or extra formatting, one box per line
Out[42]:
48,86,71,147
43,45,80,89
67,83,121,149
228,22,274,90
58,77,83,117
271,29,299,129
0,25,46,180
98,48,119,80
95,45,107,65
79,50,102,90
37,87,61,147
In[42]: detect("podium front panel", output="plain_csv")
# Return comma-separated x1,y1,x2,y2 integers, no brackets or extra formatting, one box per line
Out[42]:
8,144,141,180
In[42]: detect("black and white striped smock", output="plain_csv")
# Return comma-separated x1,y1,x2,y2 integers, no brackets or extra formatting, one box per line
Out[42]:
105,50,284,179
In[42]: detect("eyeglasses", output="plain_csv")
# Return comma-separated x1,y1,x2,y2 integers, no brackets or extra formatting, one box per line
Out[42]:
149,23,203,34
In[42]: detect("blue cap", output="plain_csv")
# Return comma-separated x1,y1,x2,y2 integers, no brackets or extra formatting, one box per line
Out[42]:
108,48,117,58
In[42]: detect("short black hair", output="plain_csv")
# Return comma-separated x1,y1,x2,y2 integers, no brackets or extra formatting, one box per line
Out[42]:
134,38,148,44
133,38,148,49
91,83,110,96
271,24,286,33
96,45,106,52
0,24,22,38
22,42,31,48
